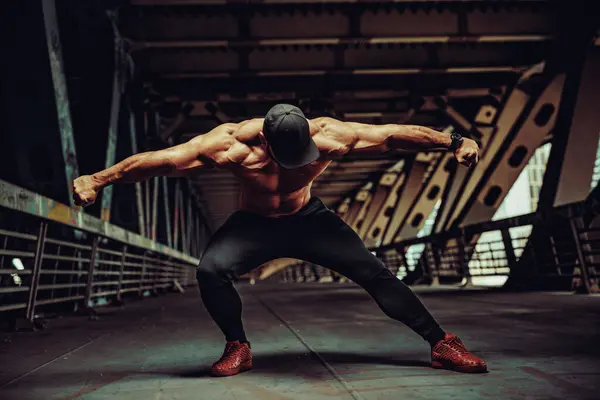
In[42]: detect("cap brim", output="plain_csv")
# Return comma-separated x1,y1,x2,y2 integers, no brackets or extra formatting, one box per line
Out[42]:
272,138,321,169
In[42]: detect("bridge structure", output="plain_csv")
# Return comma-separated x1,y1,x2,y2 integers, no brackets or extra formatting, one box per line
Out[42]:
1,1,599,399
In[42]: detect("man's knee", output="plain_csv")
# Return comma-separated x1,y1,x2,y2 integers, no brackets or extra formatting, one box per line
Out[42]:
196,252,234,288
355,262,396,287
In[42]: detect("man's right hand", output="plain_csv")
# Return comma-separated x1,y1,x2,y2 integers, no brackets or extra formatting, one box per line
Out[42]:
73,175,100,207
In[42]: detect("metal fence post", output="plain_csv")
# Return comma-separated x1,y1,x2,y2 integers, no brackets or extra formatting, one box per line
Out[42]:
429,240,441,281
151,177,159,241
457,233,471,287
569,217,592,294
83,236,99,309
152,258,160,294
25,222,48,322
145,180,151,238
139,251,147,296
501,228,518,270
116,245,127,303
173,181,180,249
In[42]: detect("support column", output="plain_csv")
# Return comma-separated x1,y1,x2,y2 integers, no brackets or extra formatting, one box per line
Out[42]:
129,107,146,236
551,49,600,207
41,0,79,205
186,198,193,254
151,177,159,240
162,176,173,247
173,181,180,249
100,13,124,221
83,236,99,309
145,180,151,238
179,190,187,252
25,222,48,322
538,6,599,211
116,245,127,303
195,211,202,257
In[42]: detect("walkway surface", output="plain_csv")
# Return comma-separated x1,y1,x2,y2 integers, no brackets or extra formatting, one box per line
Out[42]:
1,283,599,400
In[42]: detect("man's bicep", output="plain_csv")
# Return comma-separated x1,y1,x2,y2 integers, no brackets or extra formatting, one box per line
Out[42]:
164,125,235,175
346,123,393,153
316,119,389,157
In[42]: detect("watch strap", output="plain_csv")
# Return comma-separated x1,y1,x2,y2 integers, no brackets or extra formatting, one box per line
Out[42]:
449,133,463,152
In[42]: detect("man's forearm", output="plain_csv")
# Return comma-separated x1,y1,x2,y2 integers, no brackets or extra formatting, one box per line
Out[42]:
387,125,452,151
91,151,176,189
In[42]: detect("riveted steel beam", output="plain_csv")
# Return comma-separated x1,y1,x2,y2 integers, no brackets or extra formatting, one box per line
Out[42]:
457,73,565,227
364,162,409,248
358,161,405,240
381,153,438,245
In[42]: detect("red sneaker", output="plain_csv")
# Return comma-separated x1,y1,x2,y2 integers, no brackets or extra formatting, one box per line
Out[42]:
211,341,253,377
431,333,487,373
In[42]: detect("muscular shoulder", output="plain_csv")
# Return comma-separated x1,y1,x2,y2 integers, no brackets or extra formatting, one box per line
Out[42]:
309,117,358,157
231,118,264,144
203,119,267,168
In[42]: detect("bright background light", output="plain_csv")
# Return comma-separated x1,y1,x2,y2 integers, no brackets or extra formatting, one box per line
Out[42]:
12,258,25,271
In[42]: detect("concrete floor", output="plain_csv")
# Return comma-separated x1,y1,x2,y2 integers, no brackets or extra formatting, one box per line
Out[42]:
1,283,599,400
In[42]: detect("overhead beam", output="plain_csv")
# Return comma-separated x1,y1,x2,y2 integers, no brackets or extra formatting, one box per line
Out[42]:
133,35,553,51
206,88,492,103
158,66,527,80
152,70,520,102
130,0,551,5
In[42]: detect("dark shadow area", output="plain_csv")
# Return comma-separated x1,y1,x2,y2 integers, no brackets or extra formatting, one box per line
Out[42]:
166,351,433,379
248,282,495,298
1,350,433,391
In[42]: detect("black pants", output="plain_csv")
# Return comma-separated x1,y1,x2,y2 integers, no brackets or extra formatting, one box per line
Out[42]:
196,197,445,346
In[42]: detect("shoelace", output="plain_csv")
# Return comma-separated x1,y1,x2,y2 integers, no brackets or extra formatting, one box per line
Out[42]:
443,337,468,355
219,344,243,363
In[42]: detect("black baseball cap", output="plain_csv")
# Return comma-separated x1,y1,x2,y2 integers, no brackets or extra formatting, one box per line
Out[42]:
262,104,320,169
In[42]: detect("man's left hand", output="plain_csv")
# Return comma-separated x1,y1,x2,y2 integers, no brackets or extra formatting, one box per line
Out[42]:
454,138,479,167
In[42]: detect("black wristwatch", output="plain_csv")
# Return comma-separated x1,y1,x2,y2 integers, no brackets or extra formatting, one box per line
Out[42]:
449,132,464,152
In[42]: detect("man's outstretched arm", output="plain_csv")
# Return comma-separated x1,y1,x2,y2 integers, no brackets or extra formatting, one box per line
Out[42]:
72,124,235,207
315,119,479,167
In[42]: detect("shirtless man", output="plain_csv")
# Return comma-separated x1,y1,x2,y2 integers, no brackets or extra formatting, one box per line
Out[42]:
73,103,486,377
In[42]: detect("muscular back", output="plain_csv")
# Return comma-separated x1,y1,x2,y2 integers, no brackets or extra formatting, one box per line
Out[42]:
182,116,404,216
194,118,334,216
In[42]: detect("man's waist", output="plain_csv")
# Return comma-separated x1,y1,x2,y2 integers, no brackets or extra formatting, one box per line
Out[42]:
239,196,325,218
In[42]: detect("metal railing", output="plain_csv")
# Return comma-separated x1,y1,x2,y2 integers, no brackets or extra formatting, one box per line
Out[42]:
267,201,599,293
0,180,199,326
373,206,597,292
571,222,600,293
